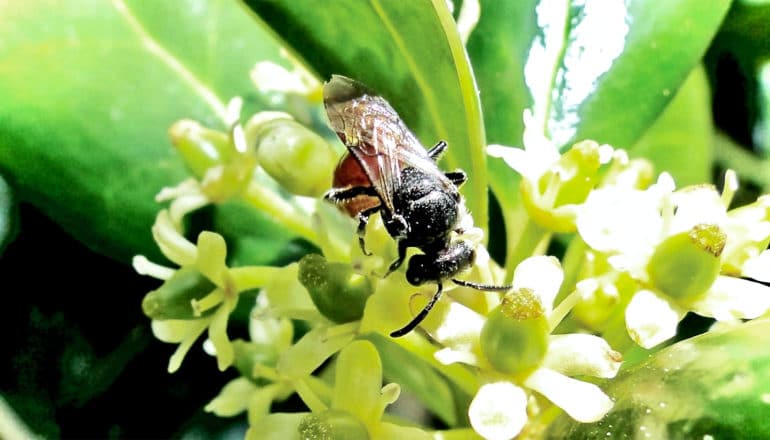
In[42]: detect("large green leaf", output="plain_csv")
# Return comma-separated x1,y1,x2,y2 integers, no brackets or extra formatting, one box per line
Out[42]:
468,0,731,148
242,0,490,231
546,318,770,439
0,0,289,263
547,0,731,149
631,65,714,186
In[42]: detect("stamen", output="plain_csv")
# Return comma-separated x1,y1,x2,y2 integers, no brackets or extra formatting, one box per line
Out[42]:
191,289,225,317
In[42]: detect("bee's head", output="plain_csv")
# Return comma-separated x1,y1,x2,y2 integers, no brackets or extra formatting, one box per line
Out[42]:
406,254,431,286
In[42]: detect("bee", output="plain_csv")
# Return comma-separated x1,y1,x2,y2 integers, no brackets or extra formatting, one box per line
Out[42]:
323,75,510,337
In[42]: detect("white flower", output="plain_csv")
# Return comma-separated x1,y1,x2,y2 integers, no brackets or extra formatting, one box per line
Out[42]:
431,257,620,439
487,109,561,184
488,110,614,232
250,49,321,98
577,171,770,348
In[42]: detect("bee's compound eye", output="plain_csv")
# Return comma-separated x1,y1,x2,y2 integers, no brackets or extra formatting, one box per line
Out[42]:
406,255,430,286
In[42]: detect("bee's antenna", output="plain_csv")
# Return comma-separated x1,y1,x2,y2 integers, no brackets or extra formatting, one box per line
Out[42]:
390,283,444,337
452,278,512,292
742,276,770,287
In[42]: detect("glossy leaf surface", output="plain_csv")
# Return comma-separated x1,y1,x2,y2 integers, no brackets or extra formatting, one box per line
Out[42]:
546,318,770,439
242,0,490,230
0,0,288,262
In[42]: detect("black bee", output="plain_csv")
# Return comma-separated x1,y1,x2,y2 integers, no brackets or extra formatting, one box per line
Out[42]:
323,75,510,337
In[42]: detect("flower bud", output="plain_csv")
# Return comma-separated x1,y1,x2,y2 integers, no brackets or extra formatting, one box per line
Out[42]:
298,410,369,440
142,267,216,320
647,224,725,301
247,114,336,197
169,120,232,178
480,289,550,375
298,254,373,323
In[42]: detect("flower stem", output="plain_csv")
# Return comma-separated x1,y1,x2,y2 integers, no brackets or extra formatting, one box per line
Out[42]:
230,266,283,291
557,235,587,300
242,183,318,244
504,213,550,283
549,289,581,332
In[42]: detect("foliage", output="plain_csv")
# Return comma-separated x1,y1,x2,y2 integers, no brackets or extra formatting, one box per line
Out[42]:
2,0,770,438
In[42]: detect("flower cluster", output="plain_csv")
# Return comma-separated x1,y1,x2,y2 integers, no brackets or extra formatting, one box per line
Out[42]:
134,64,770,440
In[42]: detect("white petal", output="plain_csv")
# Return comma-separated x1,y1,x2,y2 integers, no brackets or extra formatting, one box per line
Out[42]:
151,318,206,343
577,186,663,257
468,382,528,440
155,178,200,202
625,290,682,349
512,256,563,311
204,377,257,417
432,301,485,348
544,334,622,378
742,250,770,283
525,368,613,423
669,185,727,234
250,61,311,94
455,0,480,45
151,210,196,267
486,144,533,180
169,193,209,226
689,275,770,320
434,347,479,366
195,231,229,287
132,255,175,280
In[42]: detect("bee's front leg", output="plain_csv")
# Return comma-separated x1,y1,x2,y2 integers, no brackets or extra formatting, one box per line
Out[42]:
385,240,409,276
323,185,377,203
355,206,381,256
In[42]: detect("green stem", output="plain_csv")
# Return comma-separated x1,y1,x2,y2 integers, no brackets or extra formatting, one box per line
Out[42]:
230,266,283,291
600,306,635,353
556,235,587,301
549,288,582,332
241,183,318,244
504,212,550,283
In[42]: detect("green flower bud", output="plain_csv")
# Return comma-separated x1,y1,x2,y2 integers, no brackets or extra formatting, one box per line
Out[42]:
480,289,550,375
169,120,232,178
298,254,373,323
297,410,369,440
247,115,336,197
142,267,216,320
647,224,725,301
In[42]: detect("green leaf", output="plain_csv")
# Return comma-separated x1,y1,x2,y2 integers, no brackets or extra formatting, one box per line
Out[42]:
631,65,714,186
0,0,288,263
242,0,490,232
0,174,17,254
716,1,770,61
362,333,466,427
469,0,730,152
543,0,731,150
467,0,538,148
546,318,770,439
466,0,538,271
